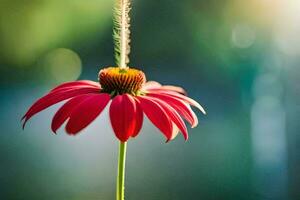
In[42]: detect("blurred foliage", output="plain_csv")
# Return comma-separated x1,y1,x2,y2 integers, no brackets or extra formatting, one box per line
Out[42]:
0,0,112,81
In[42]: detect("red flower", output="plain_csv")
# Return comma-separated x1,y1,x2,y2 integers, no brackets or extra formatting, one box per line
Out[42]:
22,67,205,142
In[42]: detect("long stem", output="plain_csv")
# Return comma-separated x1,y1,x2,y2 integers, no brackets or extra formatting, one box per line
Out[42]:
116,142,127,200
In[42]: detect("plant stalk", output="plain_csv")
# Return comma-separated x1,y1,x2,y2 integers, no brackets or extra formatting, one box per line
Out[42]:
114,0,130,198
116,142,127,200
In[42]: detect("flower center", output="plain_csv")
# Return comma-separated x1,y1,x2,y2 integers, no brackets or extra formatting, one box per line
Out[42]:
99,67,146,95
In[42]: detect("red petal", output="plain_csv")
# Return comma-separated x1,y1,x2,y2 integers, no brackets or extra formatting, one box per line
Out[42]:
151,98,189,140
65,93,110,135
147,89,206,114
143,81,186,95
50,85,100,94
142,81,161,90
50,80,100,92
147,93,198,128
171,122,180,141
22,87,100,128
160,85,187,95
51,94,89,133
131,99,143,137
109,94,137,142
136,96,173,141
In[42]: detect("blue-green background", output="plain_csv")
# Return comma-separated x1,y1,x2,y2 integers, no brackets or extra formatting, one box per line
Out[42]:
0,0,299,199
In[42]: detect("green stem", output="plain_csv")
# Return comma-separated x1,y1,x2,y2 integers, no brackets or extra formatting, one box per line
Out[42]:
116,142,127,200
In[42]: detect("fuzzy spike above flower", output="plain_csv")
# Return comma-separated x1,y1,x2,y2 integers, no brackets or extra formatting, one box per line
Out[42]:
22,67,205,142
22,0,205,199
113,0,131,68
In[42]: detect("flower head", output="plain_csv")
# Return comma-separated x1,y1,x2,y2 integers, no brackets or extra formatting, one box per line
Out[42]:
22,67,205,142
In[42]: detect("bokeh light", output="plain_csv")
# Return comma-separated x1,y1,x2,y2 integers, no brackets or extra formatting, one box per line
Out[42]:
231,24,256,49
274,0,300,56
41,48,82,83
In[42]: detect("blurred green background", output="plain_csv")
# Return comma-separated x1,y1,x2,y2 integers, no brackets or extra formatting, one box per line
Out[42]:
0,0,299,199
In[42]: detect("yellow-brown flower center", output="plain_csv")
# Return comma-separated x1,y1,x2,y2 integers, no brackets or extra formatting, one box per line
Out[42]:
99,67,146,95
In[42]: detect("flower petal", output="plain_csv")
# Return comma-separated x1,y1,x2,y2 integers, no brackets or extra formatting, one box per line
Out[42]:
142,81,161,90
50,80,101,92
147,93,198,128
109,94,136,142
136,96,173,141
131,99,143,138
151,98,188,140
147,89,206,114
143,81,186,95
51,94,90,133
22,87,100,128
171,122,180,141
65,93,110,135
160,85,186,95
